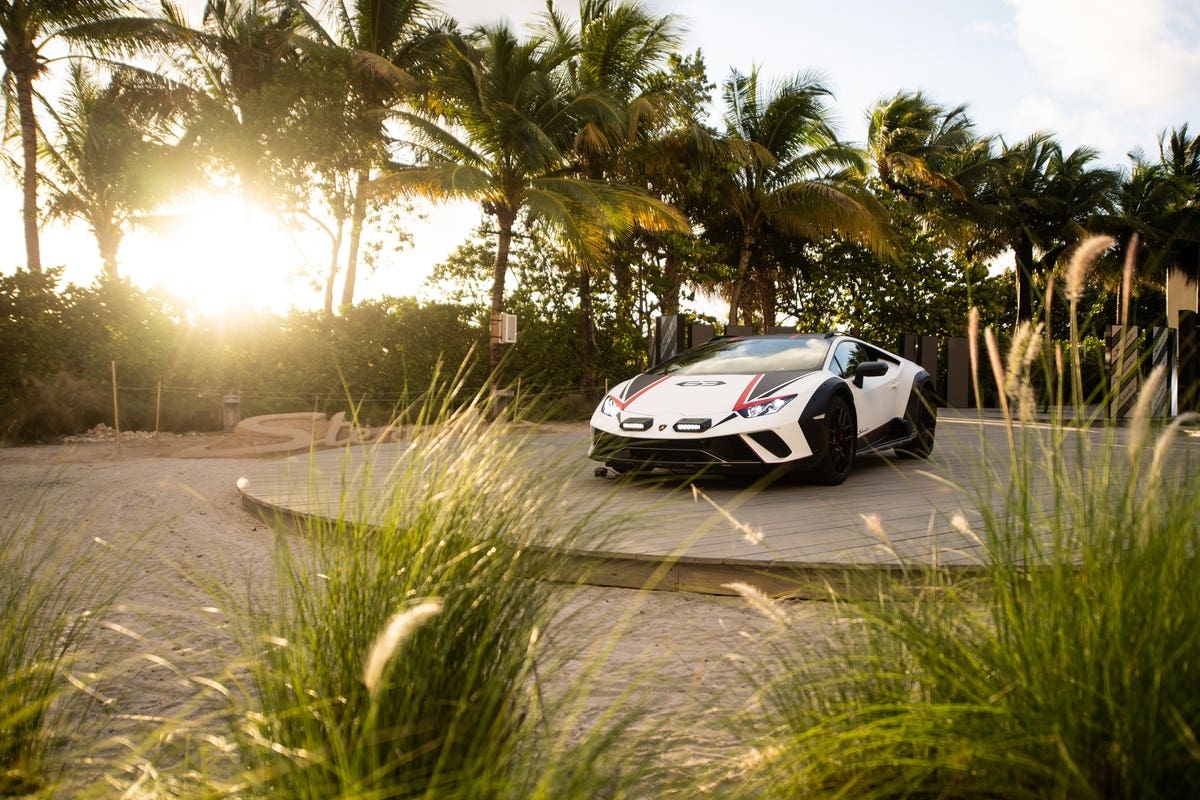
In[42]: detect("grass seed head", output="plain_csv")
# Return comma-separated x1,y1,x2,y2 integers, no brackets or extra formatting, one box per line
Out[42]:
1129,365,1166,461
1065,235,1115,301
722,582,789,626
363,600,444,697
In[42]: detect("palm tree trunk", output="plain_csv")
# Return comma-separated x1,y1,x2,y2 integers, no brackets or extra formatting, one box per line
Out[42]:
489,209,517,373
16,68,42,273
96,225,121,281
578,266,595,395
759,274,777,328
323,221,344,319
1015,228,1035,324
727,234,755,326
612,258,634,321
661,250,683,315
340,167,370,309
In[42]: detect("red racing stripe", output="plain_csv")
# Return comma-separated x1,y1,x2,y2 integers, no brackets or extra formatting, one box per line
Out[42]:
611,375,672,410
732,374,764,411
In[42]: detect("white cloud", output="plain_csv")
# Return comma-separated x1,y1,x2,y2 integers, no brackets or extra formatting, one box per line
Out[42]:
1013,95,1131,158
969,19,1006,38
1012,94,1066,138
444,0,548,27
1006,0,1200,112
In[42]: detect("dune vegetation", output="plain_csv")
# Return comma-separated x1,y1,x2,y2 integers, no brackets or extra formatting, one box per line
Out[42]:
3,244,1199,798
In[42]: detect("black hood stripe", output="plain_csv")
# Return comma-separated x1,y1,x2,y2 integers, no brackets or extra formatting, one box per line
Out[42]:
740,371,811,403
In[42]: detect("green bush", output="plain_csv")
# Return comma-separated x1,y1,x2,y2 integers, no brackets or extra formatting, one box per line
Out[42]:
725,247,1200,798
1,372,109,442
1,491,124,796
177,392,644,798
0,269,77,411
730,408,1200,798
0,270,494,440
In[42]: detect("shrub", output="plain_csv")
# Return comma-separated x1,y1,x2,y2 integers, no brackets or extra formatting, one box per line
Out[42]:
0,490,123,795
1,372,109,443
727,239,1200,799
175,389,644,798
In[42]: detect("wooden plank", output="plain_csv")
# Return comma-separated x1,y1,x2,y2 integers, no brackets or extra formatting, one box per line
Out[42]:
236,417,1139,594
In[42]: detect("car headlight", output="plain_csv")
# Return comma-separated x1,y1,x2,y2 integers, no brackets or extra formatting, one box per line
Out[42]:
736,394,796,419
599,395,619,416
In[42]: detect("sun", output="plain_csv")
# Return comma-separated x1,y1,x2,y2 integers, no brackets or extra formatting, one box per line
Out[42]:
120,195,316,319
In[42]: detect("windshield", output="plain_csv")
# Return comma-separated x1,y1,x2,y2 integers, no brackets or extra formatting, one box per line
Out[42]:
649,337,831,375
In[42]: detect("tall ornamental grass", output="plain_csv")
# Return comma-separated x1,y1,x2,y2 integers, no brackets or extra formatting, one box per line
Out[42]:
725,238,1200,799
187,387,642,799
0,489,120,797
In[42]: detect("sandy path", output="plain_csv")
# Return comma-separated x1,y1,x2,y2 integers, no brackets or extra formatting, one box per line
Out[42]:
0,435,837,790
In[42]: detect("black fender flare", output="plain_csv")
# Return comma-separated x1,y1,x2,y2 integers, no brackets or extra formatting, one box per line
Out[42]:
903,370,937,424
798,377,855,454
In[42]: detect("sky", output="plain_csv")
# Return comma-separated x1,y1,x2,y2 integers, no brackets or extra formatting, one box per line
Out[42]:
3,0,1199,317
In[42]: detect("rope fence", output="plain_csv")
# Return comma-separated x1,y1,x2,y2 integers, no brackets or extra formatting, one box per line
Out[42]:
100,373,608,438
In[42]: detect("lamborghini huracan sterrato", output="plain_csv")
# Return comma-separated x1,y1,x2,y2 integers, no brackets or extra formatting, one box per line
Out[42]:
589,332,937,484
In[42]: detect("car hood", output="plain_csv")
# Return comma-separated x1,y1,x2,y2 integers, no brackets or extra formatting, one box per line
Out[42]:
607,370,822,416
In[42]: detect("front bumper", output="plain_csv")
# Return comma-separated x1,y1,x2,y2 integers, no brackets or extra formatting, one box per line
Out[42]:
590,426,817,474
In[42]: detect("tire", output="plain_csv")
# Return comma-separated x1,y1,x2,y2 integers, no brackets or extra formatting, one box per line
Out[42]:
897,388,937,459
812,395,857,485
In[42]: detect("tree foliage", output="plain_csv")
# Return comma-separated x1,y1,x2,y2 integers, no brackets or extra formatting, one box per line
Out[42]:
2,2,1198,439
0,269,484,441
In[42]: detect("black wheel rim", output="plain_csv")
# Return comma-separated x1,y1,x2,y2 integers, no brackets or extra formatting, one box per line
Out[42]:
828,402,855,474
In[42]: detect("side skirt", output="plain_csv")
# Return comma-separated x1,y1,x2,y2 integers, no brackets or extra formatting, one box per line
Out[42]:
856,417,917,455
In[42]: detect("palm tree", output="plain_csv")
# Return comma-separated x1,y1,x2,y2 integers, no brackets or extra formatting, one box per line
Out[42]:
864,91,1009,313
1040,144,1121,269
718,66,888,325
297,0,457,310
541,0,682,388
971,132,1118,323
1151,125,1200,285
623,51,722,319
1106,125,1199,329
867,90,978,202
1,0,141,272
159,0,312,193
384,22,686,371
38,63,189,278
543,0,682,164
1160,123,1200,185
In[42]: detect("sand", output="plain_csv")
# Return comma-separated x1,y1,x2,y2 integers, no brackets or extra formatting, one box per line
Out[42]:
0,432,839,790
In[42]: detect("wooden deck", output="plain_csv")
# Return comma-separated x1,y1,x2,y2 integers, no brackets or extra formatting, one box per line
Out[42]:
236,412,1197,596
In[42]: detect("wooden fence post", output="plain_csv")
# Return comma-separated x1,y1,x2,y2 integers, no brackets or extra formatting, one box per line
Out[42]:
1107,325,1140,419
111,361,121,457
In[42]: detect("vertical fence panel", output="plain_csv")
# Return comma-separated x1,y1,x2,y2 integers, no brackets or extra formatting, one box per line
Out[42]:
1179,310,1200,413
1107,324,1140,419
1149,327,1175,418
946,337,971,408
690,323,715,349
652,314,686,364
918,335,940,391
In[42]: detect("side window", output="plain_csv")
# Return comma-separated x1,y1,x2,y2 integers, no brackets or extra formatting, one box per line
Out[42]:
864,344,900,365
831,341,869,380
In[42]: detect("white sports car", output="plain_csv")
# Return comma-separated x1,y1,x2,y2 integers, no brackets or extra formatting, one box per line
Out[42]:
589,332,937,484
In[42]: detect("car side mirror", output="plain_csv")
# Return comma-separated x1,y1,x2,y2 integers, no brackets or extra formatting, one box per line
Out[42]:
852,361,889,388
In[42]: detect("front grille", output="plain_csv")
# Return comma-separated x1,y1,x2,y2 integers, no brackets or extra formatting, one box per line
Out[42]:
592,430,762,466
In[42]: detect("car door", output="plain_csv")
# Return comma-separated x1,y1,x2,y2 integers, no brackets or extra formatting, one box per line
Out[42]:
829,339,901,439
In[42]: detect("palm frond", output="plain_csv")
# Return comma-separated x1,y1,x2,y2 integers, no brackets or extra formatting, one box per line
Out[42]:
371,161,494,203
